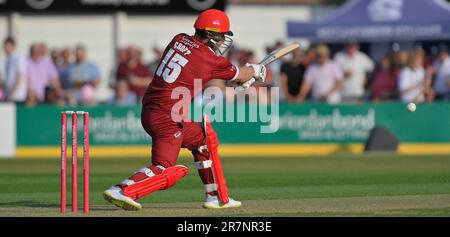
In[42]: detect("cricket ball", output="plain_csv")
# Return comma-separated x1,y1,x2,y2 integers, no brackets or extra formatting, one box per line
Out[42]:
407,103,416,112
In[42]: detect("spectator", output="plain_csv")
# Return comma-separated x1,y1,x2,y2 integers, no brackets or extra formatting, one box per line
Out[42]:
116,46,152,100
393,49,409,70
44,86,65,106
334,42,374,103
40,43,49,57
370,55,399,101
58,47,73,90
67,45,101,105
57,47,77,106
26,43,60,103
303,47,317,67
117,47,128,64
80,81,97,106
147,46,163,76
298,44,343,104
398,49,433,103
108,80,137,106
280,48,306,103
109,47,128,88
0,37,27,103
432,45,450,100
50,48,61,66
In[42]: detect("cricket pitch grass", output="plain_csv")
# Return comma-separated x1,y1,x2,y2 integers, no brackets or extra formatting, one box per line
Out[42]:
1,154,450,217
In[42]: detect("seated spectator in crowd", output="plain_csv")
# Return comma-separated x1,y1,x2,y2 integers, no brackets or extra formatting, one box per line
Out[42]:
280,48,306,103
0,37,27,103
108,80,137,106
26,43,60,103
109,47,128,88
334,42,374,103
44,86,65,106
68,45,101,105
298,44,343,104
116,46,152,101
398,49,434,103
57,48,73,90
303,47,316,67
118,47,128,64
50,48,61,66
370,55,399,101
80,80,97,106
432,45,450,100
393,49,409,70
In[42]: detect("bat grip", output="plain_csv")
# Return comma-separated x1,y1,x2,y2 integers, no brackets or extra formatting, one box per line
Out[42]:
235,78,256,91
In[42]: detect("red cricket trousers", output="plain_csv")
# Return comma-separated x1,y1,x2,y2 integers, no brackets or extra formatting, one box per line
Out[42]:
140,105,215,191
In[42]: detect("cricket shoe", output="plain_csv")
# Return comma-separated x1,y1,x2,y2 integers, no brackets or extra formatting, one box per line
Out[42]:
203,194,242,209
103,186,142,211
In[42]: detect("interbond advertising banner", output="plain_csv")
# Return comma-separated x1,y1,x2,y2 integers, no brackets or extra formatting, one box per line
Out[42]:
16,103,450,147
17,105,148,146
213,102,450,143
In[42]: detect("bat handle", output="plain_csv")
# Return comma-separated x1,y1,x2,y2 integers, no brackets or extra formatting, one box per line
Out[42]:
236,78,256,91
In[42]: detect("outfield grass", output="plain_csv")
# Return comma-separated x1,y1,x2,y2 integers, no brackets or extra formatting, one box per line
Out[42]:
0,154,450,216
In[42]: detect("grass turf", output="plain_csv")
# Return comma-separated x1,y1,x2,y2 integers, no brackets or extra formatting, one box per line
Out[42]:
0,154,450,216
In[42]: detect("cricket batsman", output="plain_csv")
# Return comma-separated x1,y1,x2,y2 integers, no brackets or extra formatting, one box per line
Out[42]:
103,9,266,210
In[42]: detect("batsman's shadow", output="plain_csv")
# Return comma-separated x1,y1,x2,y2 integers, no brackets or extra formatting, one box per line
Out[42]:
87,205,200,211
146,206,201,210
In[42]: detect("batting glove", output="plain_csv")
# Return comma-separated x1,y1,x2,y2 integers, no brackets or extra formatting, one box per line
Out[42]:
246,63,267,83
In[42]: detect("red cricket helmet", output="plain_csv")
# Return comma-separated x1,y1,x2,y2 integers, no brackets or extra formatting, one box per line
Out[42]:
194,9,233,36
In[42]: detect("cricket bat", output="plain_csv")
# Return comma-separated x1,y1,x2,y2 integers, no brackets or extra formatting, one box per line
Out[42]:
236,42,301,90
260,42,301,66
